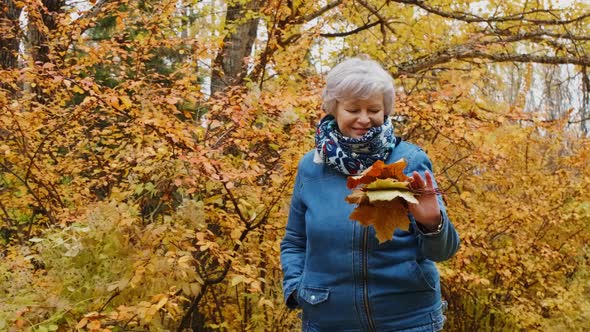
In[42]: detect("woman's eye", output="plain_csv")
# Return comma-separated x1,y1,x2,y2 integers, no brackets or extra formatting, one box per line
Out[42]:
346,109,359,113
369,109,381,113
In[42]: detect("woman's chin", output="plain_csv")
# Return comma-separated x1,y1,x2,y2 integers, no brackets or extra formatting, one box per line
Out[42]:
350,130,369,138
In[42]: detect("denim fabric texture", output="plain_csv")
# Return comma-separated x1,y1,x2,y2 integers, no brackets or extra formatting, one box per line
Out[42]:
280,139,460,331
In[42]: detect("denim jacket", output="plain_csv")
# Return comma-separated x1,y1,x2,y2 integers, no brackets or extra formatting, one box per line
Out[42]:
280,139,460,331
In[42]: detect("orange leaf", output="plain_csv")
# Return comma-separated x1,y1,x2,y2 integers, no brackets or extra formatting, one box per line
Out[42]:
346,176,375,189
87,320,101,330
349,199,409,243
347,159,409,189
344,190,369,205
15,319,26,329
76,317,89,329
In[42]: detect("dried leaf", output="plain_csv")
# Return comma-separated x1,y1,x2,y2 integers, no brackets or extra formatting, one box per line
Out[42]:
347,174,376,189
366,189,418,204
76,318,89,330
349,199,409,243
231,275,246,287
344,190,369,205
154,296,168,310
119,95,132,109
379,160,410,181
366,178,410,190
87,320,101,330
347,159,409,189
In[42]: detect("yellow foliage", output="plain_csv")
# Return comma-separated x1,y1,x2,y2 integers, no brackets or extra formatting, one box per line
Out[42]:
1,0,590,331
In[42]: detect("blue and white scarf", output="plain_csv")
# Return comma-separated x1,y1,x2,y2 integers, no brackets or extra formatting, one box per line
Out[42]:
313,115,395,175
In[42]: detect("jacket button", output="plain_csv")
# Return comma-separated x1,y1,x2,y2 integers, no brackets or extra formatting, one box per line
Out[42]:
310,295,316,301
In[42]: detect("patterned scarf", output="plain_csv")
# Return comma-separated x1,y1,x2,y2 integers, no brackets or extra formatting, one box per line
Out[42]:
313,115,395,175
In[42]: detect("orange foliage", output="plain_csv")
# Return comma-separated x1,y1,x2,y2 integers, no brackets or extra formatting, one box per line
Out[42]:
1,1,589,331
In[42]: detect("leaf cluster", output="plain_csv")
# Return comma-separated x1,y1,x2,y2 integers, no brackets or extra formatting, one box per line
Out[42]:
345,159,416,243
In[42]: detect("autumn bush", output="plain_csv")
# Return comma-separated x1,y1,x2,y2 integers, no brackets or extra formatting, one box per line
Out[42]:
4,65,590,331
0,41,320,329
444,123,590,331
395,76,590,330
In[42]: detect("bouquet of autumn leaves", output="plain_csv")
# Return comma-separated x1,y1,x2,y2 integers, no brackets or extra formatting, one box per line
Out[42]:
345,159,428,243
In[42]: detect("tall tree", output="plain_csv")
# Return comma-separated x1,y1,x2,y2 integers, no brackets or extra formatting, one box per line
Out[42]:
211,0,265,95
0,1,22,69
26,0,66,63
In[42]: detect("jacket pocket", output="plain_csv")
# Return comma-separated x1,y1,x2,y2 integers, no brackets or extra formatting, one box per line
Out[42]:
298,286,330,305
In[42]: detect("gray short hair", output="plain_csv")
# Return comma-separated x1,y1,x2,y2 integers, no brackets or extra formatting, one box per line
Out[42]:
322,57,395,116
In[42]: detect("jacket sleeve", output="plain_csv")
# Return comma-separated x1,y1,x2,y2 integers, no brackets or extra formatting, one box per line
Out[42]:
408,148,460,262
280,167,307,309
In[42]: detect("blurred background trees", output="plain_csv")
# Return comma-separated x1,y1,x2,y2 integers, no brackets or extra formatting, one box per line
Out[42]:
1,0,589,330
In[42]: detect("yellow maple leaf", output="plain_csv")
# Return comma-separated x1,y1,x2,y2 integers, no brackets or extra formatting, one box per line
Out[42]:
365,189,418,204
120,95,132,109
366,178,410,190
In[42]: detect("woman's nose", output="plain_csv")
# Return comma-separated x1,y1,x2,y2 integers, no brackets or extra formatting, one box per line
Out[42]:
358,111,371,123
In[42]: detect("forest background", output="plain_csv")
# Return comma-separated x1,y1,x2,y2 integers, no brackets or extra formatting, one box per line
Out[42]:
1,0,590,331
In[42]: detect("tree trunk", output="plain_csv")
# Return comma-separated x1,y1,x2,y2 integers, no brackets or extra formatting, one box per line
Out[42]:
210,0,264,95
582,66,589,135
27,0,65,64
0,1,22,69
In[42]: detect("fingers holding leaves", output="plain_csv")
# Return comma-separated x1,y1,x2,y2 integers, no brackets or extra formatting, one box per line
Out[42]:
409,171,443,196
409,171,425,190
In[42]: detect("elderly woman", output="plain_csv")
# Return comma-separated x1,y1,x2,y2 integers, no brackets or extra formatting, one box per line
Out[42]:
280,57,460,331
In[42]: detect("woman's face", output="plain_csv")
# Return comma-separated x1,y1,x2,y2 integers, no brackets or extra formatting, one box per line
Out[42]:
334,92,385,138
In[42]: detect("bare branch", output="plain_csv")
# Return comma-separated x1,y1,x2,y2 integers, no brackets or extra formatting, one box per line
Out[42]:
356,0,397,35
302,0,343,22
320,20,381,38
476,52,590,66
75,0,114,23
397,39,590,75
568,116,590,124
393,0,590,25
491,29,590,43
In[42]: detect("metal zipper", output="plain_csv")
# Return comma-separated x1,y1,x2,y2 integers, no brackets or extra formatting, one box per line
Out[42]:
362,227,376,332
